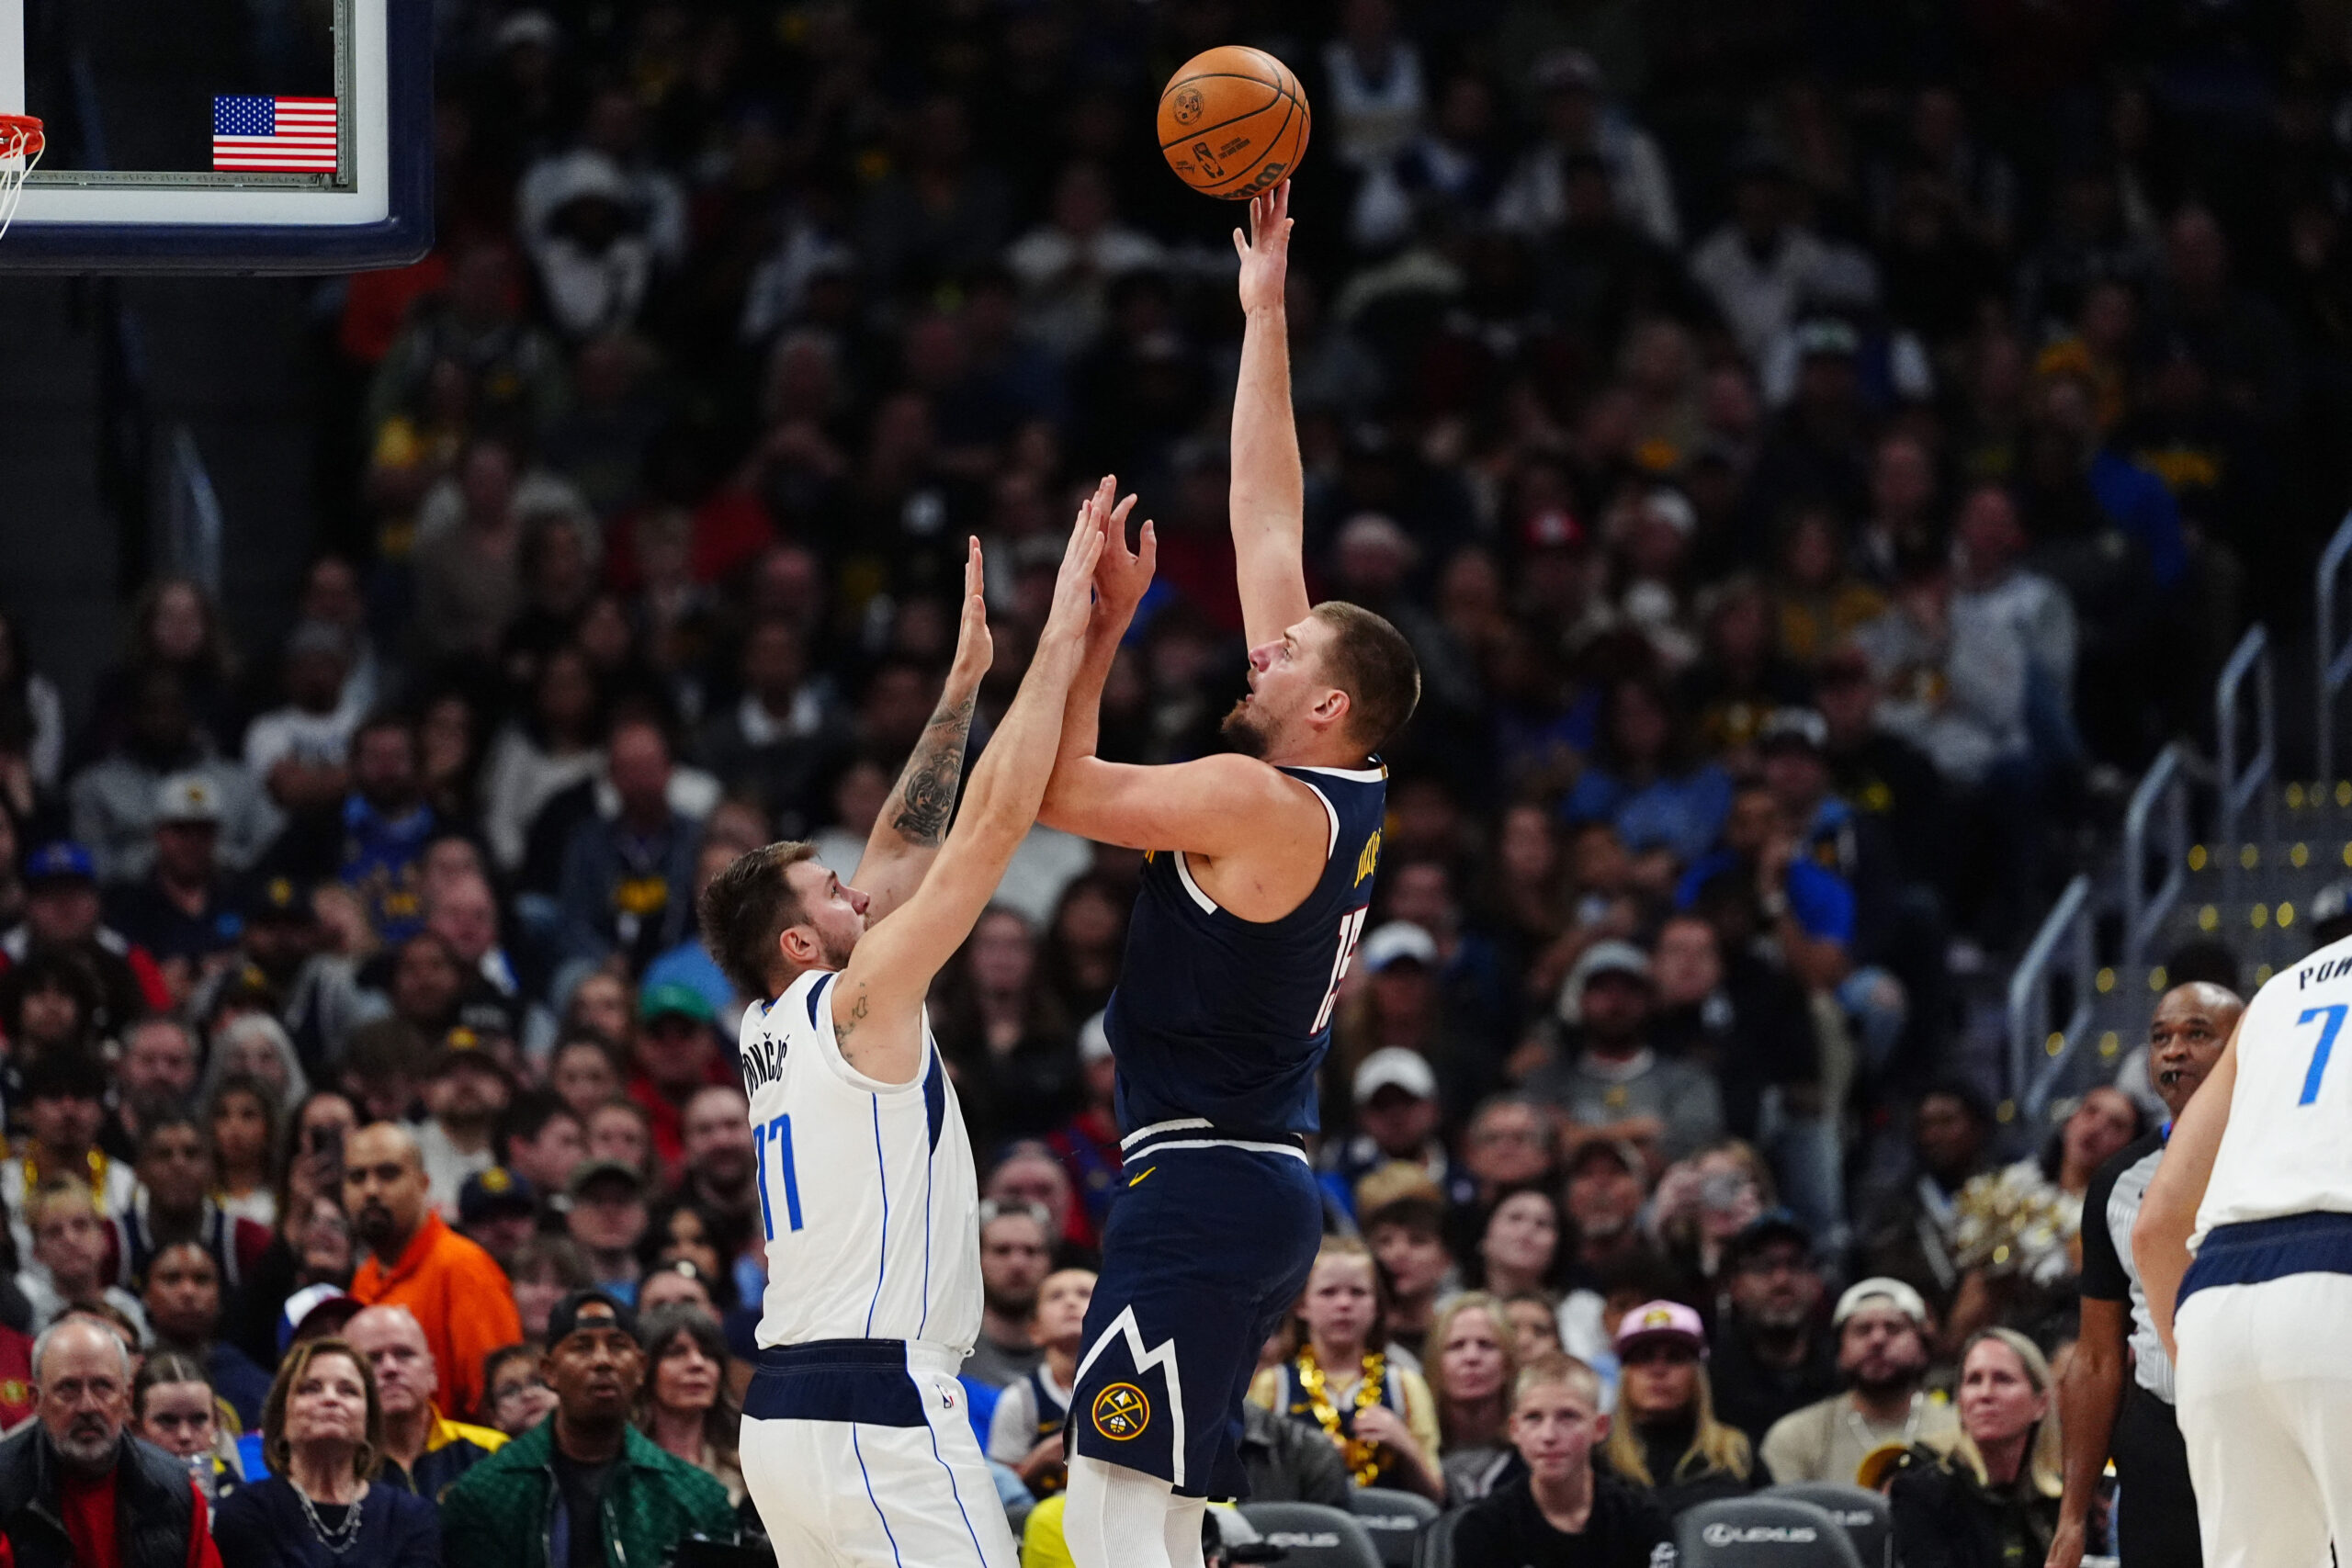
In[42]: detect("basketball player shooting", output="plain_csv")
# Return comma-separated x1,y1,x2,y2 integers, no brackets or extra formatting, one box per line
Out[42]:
707,508,1104,1568
2135,946,2352,1568
1039,181,1423,1568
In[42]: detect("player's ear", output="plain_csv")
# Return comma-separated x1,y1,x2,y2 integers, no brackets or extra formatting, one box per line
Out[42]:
776,924,815,966
1310,686,1351,731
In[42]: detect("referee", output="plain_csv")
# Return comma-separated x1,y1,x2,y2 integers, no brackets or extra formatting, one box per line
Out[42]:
2047,981,2243,1568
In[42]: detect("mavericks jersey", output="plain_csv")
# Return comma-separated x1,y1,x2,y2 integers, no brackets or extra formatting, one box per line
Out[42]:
740,967,981,1354
1106,762,1387,1135
2193,931,2352,1248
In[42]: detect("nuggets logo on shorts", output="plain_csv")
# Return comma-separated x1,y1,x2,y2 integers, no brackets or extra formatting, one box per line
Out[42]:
1091,1383,1151,1440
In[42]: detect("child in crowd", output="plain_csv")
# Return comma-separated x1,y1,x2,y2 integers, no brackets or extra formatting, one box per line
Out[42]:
987,1267,1096,1499
1451,1354,1677,1567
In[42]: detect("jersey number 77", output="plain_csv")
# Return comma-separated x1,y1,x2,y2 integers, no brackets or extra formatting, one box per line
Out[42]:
753,1113,806,1237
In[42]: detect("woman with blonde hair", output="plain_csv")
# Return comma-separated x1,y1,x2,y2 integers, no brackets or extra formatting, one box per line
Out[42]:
1600,1301,1753,1515
1886,1328,2064,1568
1421,1292,1520,1503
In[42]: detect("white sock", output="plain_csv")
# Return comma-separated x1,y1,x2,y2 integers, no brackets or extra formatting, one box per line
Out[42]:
1163,1494,1209,1568
1065,1456,1181,1568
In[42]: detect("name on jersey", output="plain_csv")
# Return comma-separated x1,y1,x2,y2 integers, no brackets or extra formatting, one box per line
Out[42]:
2300,955,2352,989
741,1024,789,1094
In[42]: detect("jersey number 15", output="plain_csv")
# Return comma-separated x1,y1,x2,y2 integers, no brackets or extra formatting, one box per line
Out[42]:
753,1113,805,1239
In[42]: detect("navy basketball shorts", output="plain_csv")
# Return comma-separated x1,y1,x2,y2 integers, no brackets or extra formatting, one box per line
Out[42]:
1067,1128,1323,1500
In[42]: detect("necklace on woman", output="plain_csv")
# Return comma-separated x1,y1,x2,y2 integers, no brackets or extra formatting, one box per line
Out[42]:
294,1482,365,1556
1296,1346,1388,1486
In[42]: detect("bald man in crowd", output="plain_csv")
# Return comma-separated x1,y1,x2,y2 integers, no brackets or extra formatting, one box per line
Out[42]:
2048,981,2243,1568
345,1122,521,1420
346,1304,507,1501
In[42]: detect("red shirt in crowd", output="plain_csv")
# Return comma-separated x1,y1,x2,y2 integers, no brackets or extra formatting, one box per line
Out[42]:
57,1468,221,1568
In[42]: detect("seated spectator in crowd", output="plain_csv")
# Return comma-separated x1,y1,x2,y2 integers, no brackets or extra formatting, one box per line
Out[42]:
1425,1292,1520,1504
1886,1329,2064,1568
1647,1138,1772,1303
1446,1096,1559,1227
1707,1211,1838,1450
1501,1292,1566,1367
115,1109,271,1293
345,1303,505,1502
414,1029,514,1216
1473,1186,1579,1323
623,983,731,1179
550,718,704,989
1363,1192,1453,1362
213,1335,440,1567
141,1240,273,1429
243,623,362,815
1324,1044,1448,1214
454,1168,539,1274
420,872,540,1048
0,1316,226,1566
1450,1352,1675,1568
494,1090,587,1198
1560,677,1734,867
636,1258,722,1321
1760,1277,1960,1485
20,1179,148,1339
202,1071,283,1232
1522,942,1725,1168
694,618,851,838
101,775,245,1008
481,1343,557,1437
1859,1083,1997,1325
933,906,1079,1147
262,712,436,945
633,1305,742,1504
5,843,171,1037
1563,1138,1657,1280
442,1291,734,1567
71,669,278,887
584,1099,654,1177
673,1085,759,1265
506,1235,594,1343
107,1016,200,1155
565,1159,650,1303
987,1267,1093,1501
1601,1301,1755,1515
548,1028,628,1122
965,1198,1054,1389
345,1122,522,1421
1250,1236,1444,1502
12,1049,141,1247
132,1350,242,1502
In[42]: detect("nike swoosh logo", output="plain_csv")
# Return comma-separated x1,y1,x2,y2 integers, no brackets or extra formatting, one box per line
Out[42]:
1127,1167,1156,1188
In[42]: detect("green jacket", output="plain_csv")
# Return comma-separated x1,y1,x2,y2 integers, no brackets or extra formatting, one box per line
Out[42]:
440,1420,735,1568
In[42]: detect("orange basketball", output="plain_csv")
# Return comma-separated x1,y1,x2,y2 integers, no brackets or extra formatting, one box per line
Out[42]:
1157,46,1311,200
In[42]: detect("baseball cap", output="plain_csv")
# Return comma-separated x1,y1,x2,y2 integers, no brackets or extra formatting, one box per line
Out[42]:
1360,921,1439,975
546,1288,639,1349
458,1165,537,1224
639,981,717,1026
1758,708,1829,754
153,773,224,826
1614,1299,1707,1359
1521,507,1586,554
23,842,95,886
1351,1047,1438,1106
567,1158,649,1200
1725,1207,1813,1267
1565,1136,1646,1180
1832,1276,1930,1329
277,1285,363,1356
1078,1010,1112,1067
430,1026,513,1080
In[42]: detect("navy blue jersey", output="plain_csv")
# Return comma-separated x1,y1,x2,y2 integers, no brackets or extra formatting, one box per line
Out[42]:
1103,762,1387,1135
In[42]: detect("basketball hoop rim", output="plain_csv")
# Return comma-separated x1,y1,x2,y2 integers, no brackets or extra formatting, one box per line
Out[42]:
0,115,42,159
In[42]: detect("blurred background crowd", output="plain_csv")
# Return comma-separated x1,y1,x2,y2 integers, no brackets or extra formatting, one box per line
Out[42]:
3,0,2352,1560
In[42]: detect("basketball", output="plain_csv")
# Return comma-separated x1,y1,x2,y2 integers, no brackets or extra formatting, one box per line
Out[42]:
1156,46,1310,200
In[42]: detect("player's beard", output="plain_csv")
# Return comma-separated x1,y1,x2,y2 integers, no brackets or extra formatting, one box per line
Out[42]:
1221,697,1270,758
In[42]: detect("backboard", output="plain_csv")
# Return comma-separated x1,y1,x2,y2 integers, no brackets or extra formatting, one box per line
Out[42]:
0,0,429,271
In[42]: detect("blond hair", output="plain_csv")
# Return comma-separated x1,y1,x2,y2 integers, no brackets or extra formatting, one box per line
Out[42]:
1952,1328,2064,1499
1512,1351,1602,1409
1602,1357,1753,1487
26,1174,100,1232
1423,1293,1520,1445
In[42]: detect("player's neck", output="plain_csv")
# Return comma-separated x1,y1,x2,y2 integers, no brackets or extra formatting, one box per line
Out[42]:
1261,736,1374,773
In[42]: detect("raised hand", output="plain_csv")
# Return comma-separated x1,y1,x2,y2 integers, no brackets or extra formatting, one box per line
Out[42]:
1233,179,1293,315
1043,485,1109,644
946,536,993,689
1086,477,1154,622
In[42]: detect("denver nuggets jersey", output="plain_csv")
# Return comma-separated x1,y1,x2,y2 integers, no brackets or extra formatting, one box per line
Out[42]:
741,967,981,1354
2193,931,2352,1247
1105,762,1387,1135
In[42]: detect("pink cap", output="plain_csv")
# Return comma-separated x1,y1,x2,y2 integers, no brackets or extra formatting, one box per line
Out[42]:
1613,1299,1706,1358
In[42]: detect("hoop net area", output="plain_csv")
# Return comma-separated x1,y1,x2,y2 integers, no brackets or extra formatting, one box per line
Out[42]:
0,116,45,241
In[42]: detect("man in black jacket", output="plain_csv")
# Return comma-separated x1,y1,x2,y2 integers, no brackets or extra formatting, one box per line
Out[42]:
1709,1210,1838,1450
0,1316,220,1567
1451,1352,1675,1567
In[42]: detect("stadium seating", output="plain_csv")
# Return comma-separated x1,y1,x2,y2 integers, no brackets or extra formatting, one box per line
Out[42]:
1345,1486,1441,1568
1765,1483,1893,1567
1676,1495,1865,1568
1238,1501,1385,1568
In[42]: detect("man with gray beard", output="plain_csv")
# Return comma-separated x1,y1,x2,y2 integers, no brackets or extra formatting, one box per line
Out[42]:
1707,1210,1839,1450
0,1316,222,1565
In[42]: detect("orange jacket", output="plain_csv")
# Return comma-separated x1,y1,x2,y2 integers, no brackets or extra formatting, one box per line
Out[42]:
350,1211,521,1421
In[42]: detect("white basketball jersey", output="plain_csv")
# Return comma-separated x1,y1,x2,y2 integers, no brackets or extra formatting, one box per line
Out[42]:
2192,932,2352,1247
741,967,982,1355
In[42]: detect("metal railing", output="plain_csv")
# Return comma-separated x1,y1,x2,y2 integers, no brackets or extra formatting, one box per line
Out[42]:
2007,873,2096,1126
2318,509,2352,783
160,424,224,593
2121,742,2191,974
2217,624,2276,907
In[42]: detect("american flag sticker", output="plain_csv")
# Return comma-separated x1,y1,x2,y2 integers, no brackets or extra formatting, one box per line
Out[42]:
211,96,338,171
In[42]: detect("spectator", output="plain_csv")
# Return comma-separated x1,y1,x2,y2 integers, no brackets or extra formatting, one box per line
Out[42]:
343,1304,506,1502
1363,1193,1453,1362
454,1168,539,1274
495,1091,586,1200
1707,1211,1838,1450
964,1199,1053,1389
563,1160,650,1303
1250,1236,1444,1502
0,607,63,812
1563,1138,1655,1277
10,1051,140,1263
130,1350,240,1503
986,1267,1094,1501
505,1236,592,1345
1472,1186,1577,1313
672,1086,757,1273
1759,1277,1961,1485
1522,942,1725,1167
1494,50,1679,249
1858,1083,1996,1323
19,1176,147,1337
141,1241,273,1430
70,671,278,887
344,1122,522,1421
5,843,171,1036
212,1336,440,1567
1326,1043,1447,1208
479,646,604,874
547,1030,627,1123
481,1344,556,1437
243,624,361,816
550,718,703,988
635,1259,720,1321
1039,1012,1122,1250
265,712,436,945
583,1100,653,1177
440,1291,733,1568
108,1016,199,1153
694,619,850,840
101,775,245,1008
933,907,1078,1145
1690,152,1840,361
1600,1301,1754,1515
1448,1096,1559,1221
201,1072,282,1232
1425,1292,1520,1504
1647,1140,1773,1302
414,1031,513,1217
0,1316,224,1567
1886,1329,2064,1568
1449,1353,1675,1567
1560,678,1734,867
631,1305,742,1504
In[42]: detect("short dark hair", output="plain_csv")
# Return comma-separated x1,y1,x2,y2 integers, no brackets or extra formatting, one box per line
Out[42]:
1313,601,1419,751
697,840,820,998
1362,1193,1445,1241
497,1089,582,1162
135,1111,206,1160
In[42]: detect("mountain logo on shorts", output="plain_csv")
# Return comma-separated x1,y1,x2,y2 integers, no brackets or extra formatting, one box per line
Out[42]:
1091,1382,1151,1440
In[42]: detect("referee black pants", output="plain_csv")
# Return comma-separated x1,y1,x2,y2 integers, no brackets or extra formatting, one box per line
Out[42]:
2113,1382,2202,1568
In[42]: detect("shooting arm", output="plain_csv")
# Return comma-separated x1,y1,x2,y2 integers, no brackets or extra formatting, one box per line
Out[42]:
2134,1024,2240,1360
1229,183,1310,648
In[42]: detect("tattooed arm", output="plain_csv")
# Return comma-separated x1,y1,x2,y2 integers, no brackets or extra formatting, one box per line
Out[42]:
849,538,991,926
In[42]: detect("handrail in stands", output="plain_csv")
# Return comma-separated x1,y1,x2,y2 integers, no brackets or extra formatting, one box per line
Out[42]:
2318,509,2352,783
162,423,224,594
2007,873,2095,1125
2216,624,2275,908
2121,742,2190,974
